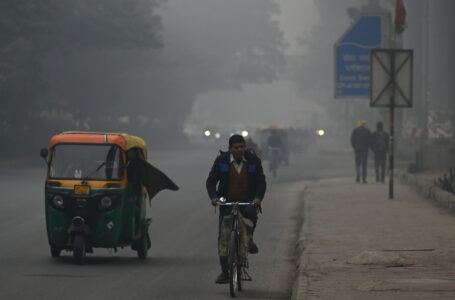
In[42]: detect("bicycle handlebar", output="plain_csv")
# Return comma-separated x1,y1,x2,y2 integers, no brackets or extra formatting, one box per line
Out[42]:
216,202,255,206
214,197,261,214
216,197,255,206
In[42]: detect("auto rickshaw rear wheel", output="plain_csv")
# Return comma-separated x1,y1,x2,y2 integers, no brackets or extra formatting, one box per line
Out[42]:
50,245,61,258
137,232,148,259
73,234,86,264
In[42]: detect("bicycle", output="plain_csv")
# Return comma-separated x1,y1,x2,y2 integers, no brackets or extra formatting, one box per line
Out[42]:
217,197,255,298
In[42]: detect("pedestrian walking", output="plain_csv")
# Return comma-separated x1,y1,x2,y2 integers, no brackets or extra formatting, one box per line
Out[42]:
371,121,389,183
350,120,371,183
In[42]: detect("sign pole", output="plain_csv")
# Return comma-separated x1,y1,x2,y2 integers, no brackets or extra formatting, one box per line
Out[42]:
389,52,395,200
389,104,395,199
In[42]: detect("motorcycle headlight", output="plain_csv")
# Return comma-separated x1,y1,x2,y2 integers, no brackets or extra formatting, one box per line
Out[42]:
100,196,112,209
52,195,64,208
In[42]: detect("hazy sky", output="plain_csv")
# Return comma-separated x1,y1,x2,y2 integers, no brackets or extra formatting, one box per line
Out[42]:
184,0,323,134
275,0,320,55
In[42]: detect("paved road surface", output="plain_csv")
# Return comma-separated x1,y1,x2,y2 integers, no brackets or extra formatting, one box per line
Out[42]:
0,145,353,300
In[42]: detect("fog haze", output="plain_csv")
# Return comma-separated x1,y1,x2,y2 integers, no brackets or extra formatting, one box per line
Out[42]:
0,0,454,163
2,2,455,298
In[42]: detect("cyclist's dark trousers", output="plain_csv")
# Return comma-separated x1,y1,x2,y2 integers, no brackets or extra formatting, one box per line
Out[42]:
218,204,258,273
355,150,368,181
374,151,387,182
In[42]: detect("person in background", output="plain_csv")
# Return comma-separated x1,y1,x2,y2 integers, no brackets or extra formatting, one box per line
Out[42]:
350,120,371,183
246,137,261,158
371,121,389,183
267,130,286,173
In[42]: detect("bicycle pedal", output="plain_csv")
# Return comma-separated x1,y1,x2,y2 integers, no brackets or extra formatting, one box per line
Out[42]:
242,275,252,281
242,270,252,281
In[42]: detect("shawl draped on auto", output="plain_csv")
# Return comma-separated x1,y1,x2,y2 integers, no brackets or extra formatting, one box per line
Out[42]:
129,150,178,201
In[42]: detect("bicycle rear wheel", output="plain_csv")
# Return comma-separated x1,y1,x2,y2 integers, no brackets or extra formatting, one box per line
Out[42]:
228,232,240,297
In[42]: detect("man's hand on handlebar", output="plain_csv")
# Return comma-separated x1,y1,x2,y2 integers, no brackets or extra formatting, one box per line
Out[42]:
211,197,219,207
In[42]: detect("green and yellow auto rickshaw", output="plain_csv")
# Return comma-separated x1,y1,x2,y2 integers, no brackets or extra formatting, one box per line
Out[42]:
40,131,178,264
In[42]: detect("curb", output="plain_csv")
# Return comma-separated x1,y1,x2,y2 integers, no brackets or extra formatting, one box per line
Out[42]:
291,220,308,300
396,170,455,212
291,186,309,300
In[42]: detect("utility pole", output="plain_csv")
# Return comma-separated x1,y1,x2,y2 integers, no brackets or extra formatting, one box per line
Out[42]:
421,0,430,139
389,55,396,199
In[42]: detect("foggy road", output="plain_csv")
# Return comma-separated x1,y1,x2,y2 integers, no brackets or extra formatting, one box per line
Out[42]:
0,145,352,300
1,1,454,299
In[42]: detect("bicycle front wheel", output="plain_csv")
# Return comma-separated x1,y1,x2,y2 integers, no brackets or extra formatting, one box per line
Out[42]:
237,260,242,291
228,232,240,297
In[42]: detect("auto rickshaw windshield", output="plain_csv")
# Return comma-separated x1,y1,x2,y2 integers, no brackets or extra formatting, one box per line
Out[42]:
49,144,124,180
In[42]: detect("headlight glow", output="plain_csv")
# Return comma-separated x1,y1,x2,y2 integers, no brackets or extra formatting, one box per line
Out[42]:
241,130,249,137
215,132,221,139
317,129,325,136
204,130,211,137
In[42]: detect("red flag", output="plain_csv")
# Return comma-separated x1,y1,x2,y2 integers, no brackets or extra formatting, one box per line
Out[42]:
395,0,407,33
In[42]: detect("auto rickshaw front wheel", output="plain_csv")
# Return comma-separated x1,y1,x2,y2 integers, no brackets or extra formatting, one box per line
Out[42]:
50,245,61,258
73,234,86,265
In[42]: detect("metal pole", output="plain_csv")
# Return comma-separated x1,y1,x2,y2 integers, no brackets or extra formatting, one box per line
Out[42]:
422,0,430,138
389,51,395,200
389,105,394,199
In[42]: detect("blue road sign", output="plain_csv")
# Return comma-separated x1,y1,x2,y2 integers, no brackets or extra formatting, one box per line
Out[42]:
335,15,383,97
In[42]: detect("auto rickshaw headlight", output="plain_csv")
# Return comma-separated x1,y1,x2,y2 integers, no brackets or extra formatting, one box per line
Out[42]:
52,195,64,208
100,196,112,209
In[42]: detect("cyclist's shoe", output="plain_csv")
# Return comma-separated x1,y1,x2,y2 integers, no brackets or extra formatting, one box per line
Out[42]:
215,272,229,284
248,242,259,254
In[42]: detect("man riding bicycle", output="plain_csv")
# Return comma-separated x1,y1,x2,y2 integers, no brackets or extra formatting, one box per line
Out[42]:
206,134,266,284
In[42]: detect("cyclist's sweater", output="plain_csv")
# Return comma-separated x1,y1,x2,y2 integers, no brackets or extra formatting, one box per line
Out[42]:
206,149,266,202
227,164,249,201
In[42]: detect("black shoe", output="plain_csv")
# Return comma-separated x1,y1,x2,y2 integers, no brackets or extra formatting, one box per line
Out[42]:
362,180,367,184
356,176,360,183
215,272,229,284
248,242,258,254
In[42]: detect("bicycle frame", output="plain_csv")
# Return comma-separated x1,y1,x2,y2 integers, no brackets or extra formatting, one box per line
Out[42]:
217,198,254,297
